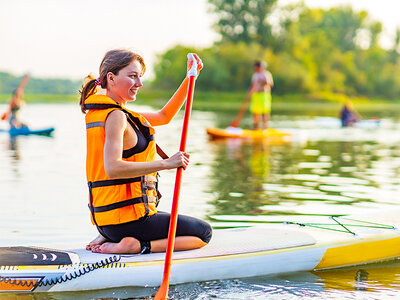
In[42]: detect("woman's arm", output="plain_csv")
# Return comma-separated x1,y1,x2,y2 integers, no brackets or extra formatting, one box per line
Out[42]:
140,77,189,126
103,110,189,179
18,75,30,91
267,71,274,88
140,54,203,126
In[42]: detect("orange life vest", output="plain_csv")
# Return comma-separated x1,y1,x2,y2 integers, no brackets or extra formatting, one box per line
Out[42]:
84,95,159,226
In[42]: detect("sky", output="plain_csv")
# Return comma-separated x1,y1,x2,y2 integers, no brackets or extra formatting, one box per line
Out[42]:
0,0,399,80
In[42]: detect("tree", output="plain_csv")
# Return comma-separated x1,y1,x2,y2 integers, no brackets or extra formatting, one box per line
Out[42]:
152,45,197,90
152,3,400,99
0,72,81,95
208,0,277,47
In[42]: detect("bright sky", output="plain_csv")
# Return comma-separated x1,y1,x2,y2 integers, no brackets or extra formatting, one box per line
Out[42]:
0,0,399,80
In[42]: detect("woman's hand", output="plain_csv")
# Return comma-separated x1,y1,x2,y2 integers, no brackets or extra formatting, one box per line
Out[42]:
165,151,190,170
187,53,203,78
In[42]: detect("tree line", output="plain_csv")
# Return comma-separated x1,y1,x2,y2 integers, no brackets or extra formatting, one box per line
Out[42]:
1,1,399,101
0,72,81,95
152,1,400,100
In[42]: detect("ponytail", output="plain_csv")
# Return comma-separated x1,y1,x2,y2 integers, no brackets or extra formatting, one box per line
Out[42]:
79,75,98,114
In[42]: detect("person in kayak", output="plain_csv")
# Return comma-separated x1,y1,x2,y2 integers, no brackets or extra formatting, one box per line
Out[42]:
1,74,30,128
247,61,274,130
340,100,361,127
79,49,212,254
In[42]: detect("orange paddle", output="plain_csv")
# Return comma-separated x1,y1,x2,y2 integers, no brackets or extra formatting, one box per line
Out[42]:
154,53,198,300
1,112,9,121
229,94,251,128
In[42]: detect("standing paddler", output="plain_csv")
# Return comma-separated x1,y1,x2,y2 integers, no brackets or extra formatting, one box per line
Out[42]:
1,74,30,128
229,61,274,130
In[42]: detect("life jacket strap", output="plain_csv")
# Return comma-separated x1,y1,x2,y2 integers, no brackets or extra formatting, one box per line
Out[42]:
90,197,144,213
156,144,169,159
87,175,161,216
87,182,113,241
84,103,121,110
89,177,141,188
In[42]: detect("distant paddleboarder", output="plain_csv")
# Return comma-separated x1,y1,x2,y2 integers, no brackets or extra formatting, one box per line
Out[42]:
229,61,273,131
79,49,212,254
248,61,273,130
340,100,361,127
1,74,30,128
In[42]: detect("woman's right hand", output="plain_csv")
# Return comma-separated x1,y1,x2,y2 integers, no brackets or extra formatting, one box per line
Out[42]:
165,151,190,170
187,53,203,78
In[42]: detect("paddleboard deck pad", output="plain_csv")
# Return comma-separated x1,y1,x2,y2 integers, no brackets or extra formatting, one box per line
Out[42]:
1,212,400,293
0,247,75,266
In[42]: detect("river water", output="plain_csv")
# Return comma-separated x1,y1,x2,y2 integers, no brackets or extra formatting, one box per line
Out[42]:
1,103,400,299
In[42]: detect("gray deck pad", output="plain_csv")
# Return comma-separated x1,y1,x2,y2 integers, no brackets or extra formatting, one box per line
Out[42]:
75,226,316,264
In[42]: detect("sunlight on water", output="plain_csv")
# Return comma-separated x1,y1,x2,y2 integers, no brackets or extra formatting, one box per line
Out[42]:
1,103,400,299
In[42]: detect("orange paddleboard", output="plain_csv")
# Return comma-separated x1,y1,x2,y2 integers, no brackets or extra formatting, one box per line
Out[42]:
206,127,291,140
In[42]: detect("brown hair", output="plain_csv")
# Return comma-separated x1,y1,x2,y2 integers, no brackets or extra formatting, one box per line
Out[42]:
79,49,146,113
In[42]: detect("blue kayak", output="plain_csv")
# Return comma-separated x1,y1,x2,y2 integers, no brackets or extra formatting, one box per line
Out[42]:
1,126,55,136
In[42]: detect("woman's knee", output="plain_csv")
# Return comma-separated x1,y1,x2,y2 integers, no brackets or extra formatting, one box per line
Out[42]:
200,221,213,244
176,214,213,244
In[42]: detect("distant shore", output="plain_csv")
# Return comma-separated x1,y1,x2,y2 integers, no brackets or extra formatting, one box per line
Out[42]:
0,90,398,118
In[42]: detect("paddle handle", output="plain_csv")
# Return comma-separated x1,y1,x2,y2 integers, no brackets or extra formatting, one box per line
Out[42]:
154,54,197,300
187,53,198,79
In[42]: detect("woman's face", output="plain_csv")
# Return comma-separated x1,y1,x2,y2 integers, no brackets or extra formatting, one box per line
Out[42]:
108,60,143,103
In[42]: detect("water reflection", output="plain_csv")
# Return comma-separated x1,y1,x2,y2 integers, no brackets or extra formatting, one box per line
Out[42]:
2,130,54,157
208,139,275,215
313,260,400,293
208,137,400,219
7,136,20,160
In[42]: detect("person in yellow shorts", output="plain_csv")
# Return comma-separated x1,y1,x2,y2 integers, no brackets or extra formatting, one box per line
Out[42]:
247,61,274,130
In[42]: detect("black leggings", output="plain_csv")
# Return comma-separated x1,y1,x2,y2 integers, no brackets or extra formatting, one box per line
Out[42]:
99,212,212,244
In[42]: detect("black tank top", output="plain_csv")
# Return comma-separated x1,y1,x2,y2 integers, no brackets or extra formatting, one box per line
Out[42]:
122,123,148,158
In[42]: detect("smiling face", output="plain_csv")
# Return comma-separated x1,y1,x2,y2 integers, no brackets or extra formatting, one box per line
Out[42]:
106,60,143,104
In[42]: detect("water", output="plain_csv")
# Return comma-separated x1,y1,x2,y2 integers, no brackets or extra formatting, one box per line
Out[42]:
1,103,400,299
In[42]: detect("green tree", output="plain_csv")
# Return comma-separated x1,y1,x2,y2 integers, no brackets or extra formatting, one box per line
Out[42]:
208,0,277,47
152,45,196,90
0,72,81,94
152,3,400,100
152,43,265,91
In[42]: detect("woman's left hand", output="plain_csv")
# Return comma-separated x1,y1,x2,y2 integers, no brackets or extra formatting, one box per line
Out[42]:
187,53,203,78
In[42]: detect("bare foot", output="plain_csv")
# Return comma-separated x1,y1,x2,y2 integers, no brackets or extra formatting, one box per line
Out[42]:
91,237,141,254
86,234,108,251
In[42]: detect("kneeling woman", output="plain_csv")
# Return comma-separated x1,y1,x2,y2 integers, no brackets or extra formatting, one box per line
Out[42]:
79,49,212,254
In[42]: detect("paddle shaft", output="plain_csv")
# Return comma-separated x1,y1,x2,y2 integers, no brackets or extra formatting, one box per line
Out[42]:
229,94,251,128
154,73,196,300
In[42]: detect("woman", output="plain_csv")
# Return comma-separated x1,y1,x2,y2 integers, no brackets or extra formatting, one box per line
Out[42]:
1,74,30,128
79,49,212,254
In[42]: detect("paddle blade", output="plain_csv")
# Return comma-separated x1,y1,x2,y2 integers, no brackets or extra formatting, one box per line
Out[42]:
154,282,169,300
229,119,239,128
